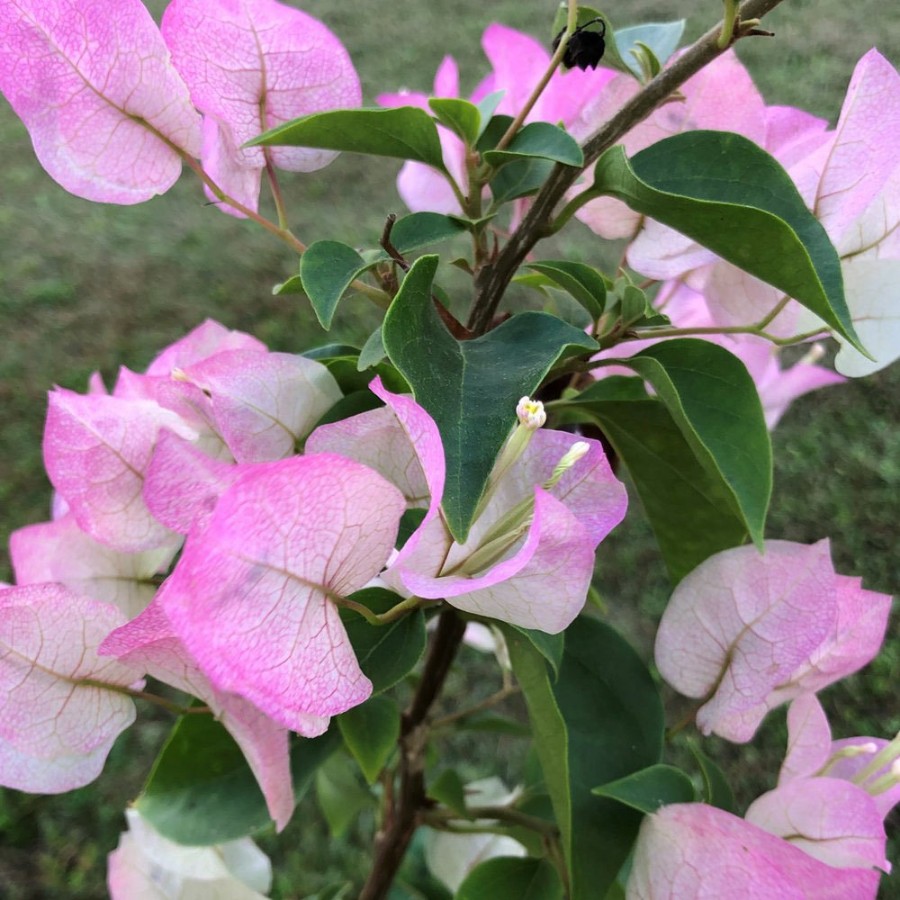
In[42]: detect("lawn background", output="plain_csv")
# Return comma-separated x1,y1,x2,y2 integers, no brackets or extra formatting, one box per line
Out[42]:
0,0,897,896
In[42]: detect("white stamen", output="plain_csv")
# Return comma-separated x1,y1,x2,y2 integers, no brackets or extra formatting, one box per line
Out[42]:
516,397,546,430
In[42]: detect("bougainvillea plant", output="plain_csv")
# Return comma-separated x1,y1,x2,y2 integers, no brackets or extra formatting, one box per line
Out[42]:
0,0,897,897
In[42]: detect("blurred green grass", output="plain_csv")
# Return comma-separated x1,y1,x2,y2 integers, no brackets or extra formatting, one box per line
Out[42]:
0,0,897,896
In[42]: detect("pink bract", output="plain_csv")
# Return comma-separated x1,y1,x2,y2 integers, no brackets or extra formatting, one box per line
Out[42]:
0,584,141,793
43,389,196,553
9,514,178,620
163,0,361,215
0,0,201,203
161,453,406,732
378,23,614,215
310,378,627,634
627,802,880,899
101,600,295,831
654,539,892,742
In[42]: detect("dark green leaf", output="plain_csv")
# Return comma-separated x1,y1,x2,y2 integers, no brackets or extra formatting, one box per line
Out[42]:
688,742,736,813
342,587,427,693
560,385,750,581
303,343,361,360
592,133,861,350
248,106,447,170
382,256,597,541
490,157,555,205
507,618,664,900
272,274,304,296
452,713,531,737
300,241,373,330
137,715,339,844
315,754,376,837
358,326,387,370
339,695,400,784
475,91,506,139
509,625,565,679
390,212,467,253
614,21,685,77
428,97,481,145
609,338,771,546
526,261,607,320
309,349,408,396
483,122,583,169
310,390,382,432
456,857,564,900
476,114,513,153
592,764,696,813
428,768,469,818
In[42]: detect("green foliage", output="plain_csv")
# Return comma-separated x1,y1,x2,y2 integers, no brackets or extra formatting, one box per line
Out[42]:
507,618,664,900
428,98,482,145
382,255,597,540
592,132,861,350
557,375,755,581
524,261,607,320
342,588,427,693
338,696,401,784
300,240,374,329
608,338,773,546
248,106,447,170
593,764,696,813
456,857,564,900
482,122,584,169
138,716,340,844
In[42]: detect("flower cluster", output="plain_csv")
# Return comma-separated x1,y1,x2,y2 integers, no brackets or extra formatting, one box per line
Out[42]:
0,0,360,214
2,319,627,831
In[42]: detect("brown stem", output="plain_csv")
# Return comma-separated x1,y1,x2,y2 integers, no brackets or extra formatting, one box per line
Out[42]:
466,0,789,335
358,609,467,900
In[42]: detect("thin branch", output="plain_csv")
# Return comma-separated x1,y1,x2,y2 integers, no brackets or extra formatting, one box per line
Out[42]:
466,0,790,335
359,610,467,900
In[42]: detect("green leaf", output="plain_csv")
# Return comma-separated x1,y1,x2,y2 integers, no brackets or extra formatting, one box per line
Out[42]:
509,626,565,679
390,212,467,253
452,713,531,738
315,754,376,837
341,587,427,693
526,261,607,320
428,97,481,145
247,106,447,170
592,132,862,350
428,768,469,819
475,91,506,139
272,273,304,296
483,122,583,169
382,256,597,541
303,345,408,396
592,764,696,813
476,114,513,153
137,716,340,844
614,21,685,77
559,382,751,581
608,338,772,546
358,326,387,370
456,857,564,900
338,695,400,784
490,157,555,205
300,241,373,330
688,742,736,813
507,618,664,900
